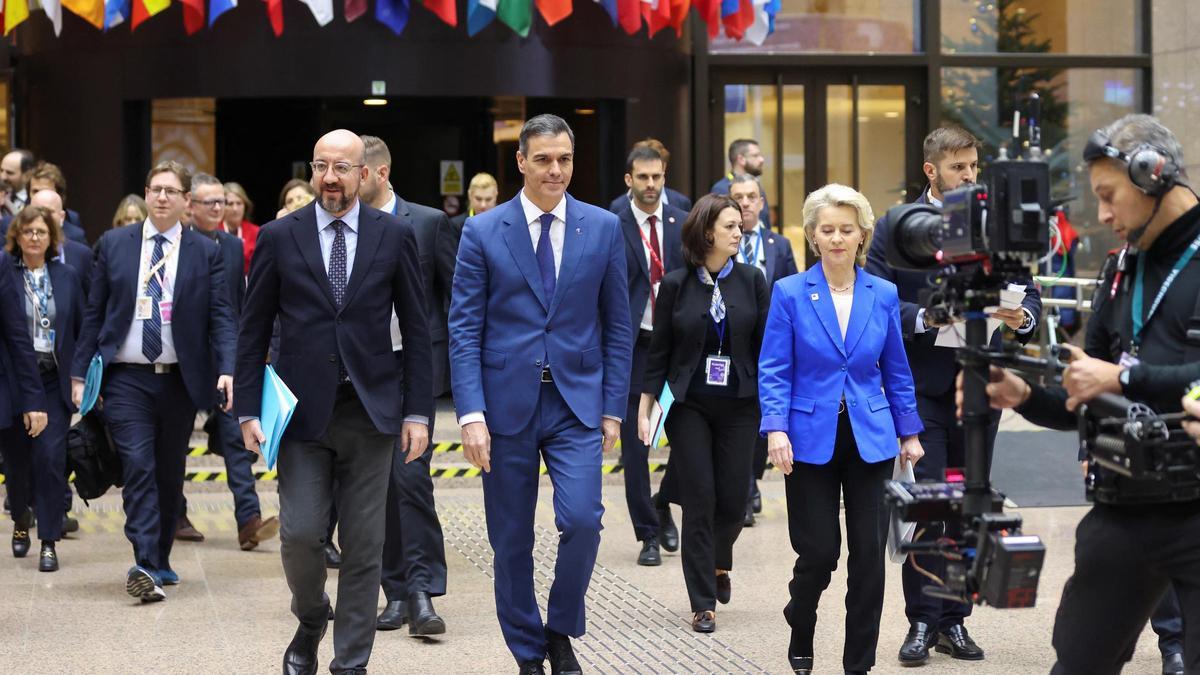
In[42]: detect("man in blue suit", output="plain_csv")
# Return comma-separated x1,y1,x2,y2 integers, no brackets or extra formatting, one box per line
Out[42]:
70,160,236,602
866,125,1042,666
611,144,686,567
449,114,632,675
236,130,432,675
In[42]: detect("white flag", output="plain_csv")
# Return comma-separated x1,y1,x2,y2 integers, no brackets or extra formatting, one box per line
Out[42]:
300,0,334,26
39,0,63,35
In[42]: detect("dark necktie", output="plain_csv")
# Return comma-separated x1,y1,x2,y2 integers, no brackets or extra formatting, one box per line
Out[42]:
743,231,755,263
142,234,166,362
648,215,663,285
536,213,556,301
328,220,349,381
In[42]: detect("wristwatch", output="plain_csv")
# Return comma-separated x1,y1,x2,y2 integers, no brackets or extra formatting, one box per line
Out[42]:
1118,367,1131,391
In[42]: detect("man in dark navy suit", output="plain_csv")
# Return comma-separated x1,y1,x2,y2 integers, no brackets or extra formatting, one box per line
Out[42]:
28,189,92,299
178,173,279,551
358,135,449,637
235,130,432,675
70,160,236,603
711,139,770,230
611,144,686,567
608,138,693,215
866,126,1042,667
29,162,87,245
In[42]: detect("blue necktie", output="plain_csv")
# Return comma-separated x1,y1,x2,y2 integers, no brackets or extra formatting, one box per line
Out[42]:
536,213,556,302
141,234,166,362
328,220,349,382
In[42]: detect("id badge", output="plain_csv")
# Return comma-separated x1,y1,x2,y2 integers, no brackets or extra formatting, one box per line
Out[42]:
33,328,54,352
705,355,731,386
159,300,173,325
1118,351,1140,369
135,296,154,320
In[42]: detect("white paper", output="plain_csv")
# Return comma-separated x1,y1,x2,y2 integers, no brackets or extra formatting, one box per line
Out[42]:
934,283,1025,348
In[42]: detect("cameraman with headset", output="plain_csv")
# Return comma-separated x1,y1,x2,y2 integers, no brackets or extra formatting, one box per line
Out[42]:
974,114,1200,675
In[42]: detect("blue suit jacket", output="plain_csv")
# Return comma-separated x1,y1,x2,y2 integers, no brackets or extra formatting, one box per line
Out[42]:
1,258,83,410
0,262,45,427
758,263,924,464
61,239,93,298
234,201,433,440
750,228,799,292
866,190,1043,399
211,229,245,316
712,175,771,231
449,193,633,435
611,198,686,330
71,223,237,411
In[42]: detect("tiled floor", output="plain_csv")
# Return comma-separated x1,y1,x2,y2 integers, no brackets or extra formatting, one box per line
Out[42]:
0,476,1163,674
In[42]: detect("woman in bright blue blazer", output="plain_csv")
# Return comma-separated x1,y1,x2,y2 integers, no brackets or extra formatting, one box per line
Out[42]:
758,184,924,675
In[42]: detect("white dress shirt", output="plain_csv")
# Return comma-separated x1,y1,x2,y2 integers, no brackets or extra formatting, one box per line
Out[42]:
519,189,566,278
739,222,768,275
631,199,664,331
114,220,183,364
315,199,360,279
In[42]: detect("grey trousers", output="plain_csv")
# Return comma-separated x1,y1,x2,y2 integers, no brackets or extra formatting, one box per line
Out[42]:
278,387,395,674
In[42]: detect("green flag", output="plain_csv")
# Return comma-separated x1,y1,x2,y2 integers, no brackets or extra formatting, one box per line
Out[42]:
497,0,532,36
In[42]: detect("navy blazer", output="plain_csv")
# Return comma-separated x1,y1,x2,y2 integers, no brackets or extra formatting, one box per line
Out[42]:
211,229,245,316
712,175,771,231
448,193,632,435
611,198,687,331
2,258,83,410
866,190,1043,398
71,223,237,410
234,201,433,440
742,228,799,293
63,210,87,245
758,263,924,464
396,198,451,345
608,187,693,216
60,239,93,298
0,262,46,427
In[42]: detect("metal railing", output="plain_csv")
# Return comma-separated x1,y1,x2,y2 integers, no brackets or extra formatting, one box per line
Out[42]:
1034,275,1100,314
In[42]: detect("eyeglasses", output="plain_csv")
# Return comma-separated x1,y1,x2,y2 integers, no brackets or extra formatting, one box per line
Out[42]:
148,186,185,198
193,198,227,209
20,229,49,240
310,161,363,177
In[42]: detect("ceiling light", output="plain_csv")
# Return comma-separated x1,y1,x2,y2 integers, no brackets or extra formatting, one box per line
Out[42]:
363,98,388,106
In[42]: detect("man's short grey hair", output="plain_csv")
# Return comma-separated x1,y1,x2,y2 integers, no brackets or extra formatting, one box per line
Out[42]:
801,183,875,265
519,114,575,156
728,173,762,193
190,173,223,190
1096,114,1185,170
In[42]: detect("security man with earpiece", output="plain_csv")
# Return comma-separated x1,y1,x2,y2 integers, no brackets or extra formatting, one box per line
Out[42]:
971,114,1200,675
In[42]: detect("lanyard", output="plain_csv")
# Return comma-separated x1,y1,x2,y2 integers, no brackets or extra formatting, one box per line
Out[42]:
713,317,727,356
739,229,761,267
636,220,666,279
1131,231,1200,352
22,267,51,328
140,233,179,295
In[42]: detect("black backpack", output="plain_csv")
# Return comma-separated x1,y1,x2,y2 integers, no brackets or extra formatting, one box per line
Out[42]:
66,407,123,502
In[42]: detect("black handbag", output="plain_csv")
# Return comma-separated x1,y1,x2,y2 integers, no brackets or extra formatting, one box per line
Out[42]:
65,406,123,502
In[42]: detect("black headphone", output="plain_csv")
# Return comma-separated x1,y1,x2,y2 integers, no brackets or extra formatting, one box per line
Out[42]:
1083,129,1181,197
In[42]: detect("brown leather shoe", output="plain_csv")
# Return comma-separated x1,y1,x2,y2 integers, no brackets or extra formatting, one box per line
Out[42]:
175,515,205,542
238,515,280,551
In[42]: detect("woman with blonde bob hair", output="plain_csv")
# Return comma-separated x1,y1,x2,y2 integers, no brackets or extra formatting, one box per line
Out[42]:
759,183,924,674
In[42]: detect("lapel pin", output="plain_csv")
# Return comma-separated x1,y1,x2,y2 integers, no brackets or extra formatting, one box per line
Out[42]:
575,227,582,235
769,238,775,244
668,216,676,223
811,292,820,301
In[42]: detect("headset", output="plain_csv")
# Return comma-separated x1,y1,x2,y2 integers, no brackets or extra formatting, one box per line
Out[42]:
1083,128,1182,197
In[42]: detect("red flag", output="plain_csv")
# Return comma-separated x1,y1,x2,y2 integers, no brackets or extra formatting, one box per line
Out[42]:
692,0,719,37
668,0,688,34
721,0,753,40
264,0,283,35
616,0,639,33
534,0,570,25
131,0,150,28
642,0,670,36
181,0,204,33
422,0,457,25
345,0,367,21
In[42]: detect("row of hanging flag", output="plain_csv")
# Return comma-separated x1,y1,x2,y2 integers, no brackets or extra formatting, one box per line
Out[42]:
0,0,779,43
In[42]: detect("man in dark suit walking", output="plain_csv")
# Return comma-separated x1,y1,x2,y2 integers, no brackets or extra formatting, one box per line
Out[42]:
29,161,87,244
866,125,1041,667
711,139,770,230
70,160,236,602
608,139,693,215
235,130,433,675
611,144,686,567
449,114,632,675
357,135,449,637
27,189,92,296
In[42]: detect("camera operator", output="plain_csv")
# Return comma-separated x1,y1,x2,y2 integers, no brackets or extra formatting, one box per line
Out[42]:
973,114,1200,675
867,125,1042,666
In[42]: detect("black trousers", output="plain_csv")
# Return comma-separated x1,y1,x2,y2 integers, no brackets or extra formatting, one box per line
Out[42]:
1149,584,1184,658
784,409,893,672
663,393,757,612
381,418,447,601
620,336,659,541
901,389,997,630
0,370,69,542
1050,503,1200,675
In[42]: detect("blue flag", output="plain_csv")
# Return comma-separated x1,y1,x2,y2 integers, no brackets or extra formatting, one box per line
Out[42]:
209,0,236,26
376,0,410,34
466,0,496,36
104,0,130,28
595,0,616,25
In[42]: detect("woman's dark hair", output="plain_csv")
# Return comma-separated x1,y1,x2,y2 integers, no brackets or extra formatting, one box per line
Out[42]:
680,193,740,268
5,205,60,260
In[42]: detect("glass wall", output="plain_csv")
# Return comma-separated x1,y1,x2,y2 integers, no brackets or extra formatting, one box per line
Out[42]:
712,0,918,54
941,0,1143,54
723,84,780,224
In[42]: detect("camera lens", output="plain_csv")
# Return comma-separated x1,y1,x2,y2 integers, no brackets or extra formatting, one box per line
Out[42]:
886,204,943,269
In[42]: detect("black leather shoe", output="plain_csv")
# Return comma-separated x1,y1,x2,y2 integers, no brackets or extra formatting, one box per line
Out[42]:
751,481,762,514
691,610,716,633
637,537,661,566
282,620,327,675
787,652,813,674
743,503,756,527
546,628,582,675
12,510,32,558
38,541,58,572
518,661,546,675
898,621,936,666
716,572,731,604
376,600,407,630
1163,652,1185,675
935,624,983,660
655,497,679,553
323,542,342,569
407,592,446,636
62,512,79,535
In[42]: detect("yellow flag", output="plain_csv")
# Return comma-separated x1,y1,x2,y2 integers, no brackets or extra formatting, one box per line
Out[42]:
5,0,31,35
62,0,104,28
143,0,171,15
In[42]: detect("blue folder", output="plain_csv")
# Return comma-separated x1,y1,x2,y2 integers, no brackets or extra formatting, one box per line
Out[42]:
650,384,674,450
259,365,298,470
79,354,103,416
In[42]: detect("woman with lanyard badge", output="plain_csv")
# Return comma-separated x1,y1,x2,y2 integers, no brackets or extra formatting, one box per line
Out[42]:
1,206,84,572
637,194,770,633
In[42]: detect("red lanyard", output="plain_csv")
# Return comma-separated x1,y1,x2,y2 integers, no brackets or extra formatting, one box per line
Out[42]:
636,221,665,279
